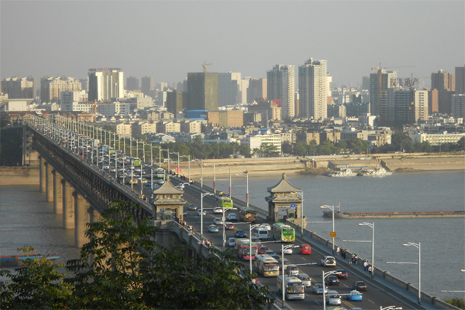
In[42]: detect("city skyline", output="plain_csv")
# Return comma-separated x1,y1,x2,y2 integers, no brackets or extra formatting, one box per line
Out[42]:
1,1,463,88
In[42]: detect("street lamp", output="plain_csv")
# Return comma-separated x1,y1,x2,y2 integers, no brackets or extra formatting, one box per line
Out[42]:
322,270,340,310
200,192,213,238
235,171,249,208
281,244,300,308
359,222,375,278
249,224,261,274
321,205,336,255
403,242,421,305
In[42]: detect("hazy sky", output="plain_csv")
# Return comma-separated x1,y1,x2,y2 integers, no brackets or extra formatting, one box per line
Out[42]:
1,1,463,88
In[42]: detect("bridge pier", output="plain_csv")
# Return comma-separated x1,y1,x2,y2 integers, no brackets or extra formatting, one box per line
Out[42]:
74,192,90,247
45,162,53,202
39,156,46,193
62,181,75,229
53,170,63,214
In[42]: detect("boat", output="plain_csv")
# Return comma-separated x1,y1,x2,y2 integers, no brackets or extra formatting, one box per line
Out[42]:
357,167,393,177
322,210,465,219
327,168,357,177
0,254,59,267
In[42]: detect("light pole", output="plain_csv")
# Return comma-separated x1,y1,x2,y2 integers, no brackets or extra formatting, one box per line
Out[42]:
249,224,261,274
322,270,340,310
321,205,336,255
200,192,213,239
235,171,249,208
359,222,375,278
403,242,421,305
297,191,304,237
281,244,300,308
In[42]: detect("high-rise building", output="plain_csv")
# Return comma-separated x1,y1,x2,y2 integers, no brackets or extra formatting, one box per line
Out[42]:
88,68,124,102
267,64,295,119
126,76,140,91
431,70,455,91
141,76,155,97
428,89,438,115
412,89,428,123
187,72,218,111
166,90,185,115
247,78,267,103
362,76,370,90
79,78,88,92
1,76,37,99
40,76,81,103
298,58,328,120
218,72,240,106
451,94,465,118
370,69,397,125
455,66,465,95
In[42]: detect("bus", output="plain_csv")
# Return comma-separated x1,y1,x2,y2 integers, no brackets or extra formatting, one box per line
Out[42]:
155,168,165,179
219,197,233,210
272,223,295,242
234,238,258,260
253,254,280,277
238,207,258,223
277,276,305,300
133,157,141,167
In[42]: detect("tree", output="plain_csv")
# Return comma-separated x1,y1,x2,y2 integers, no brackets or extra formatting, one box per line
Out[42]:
293,142,307,156
1,201,271,309
255,143,280,157
281,141,293,155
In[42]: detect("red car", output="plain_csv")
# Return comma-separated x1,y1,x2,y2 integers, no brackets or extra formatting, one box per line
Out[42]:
257,246,268,254
225,223,234,230
301,244,312,254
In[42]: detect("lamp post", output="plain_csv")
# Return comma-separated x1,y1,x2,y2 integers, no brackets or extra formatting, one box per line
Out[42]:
322,270,340,310
200,192,213,239
281,244,300,308
235,171,249,208
321,205,336,255
403,242,421,305
249,224,261,274
359,222,375,278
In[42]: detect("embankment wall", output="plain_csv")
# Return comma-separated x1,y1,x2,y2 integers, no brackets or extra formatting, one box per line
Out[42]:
0,167,39,185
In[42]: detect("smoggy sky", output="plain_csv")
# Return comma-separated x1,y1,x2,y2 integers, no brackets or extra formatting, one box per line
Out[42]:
1,0,463,88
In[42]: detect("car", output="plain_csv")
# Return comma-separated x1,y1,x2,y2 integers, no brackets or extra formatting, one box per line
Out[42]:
280,247,293,255
208,224,219,233
225,222,234,230
301,244,312,254
325,275,339,286
235,230,246,238
270,254,281,261
226,213,238,221
336,269,348,279
284,264,299,276
257,246,268,254
260,223,271,231
326,291,342,305
321,256,336,267
158,180,165,185
312,283,328,295
146,182,152,187
227,237,236,247
197,209,206,216
353,281,367,291
213,207,224,214
297,273,312,287
139,178,148,183
213,218,224,225
187,204,197,211
103,165,110,170
264,250,276,256
346,290,363,301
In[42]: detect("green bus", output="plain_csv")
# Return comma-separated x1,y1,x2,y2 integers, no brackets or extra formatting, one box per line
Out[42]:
156,168,165,179
272,223,295,242
133,157,141,167
219,197,233,209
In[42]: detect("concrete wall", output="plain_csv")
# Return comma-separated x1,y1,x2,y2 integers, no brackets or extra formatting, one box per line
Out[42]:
0,167,40,185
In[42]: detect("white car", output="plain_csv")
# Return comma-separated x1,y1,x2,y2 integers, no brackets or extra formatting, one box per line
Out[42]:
197,209,206,216
226,213,238,221
213,218,224,225
284,264,299,276
321,256,336,267
213,207,223,214
260,223,271,231
326,290,341,305
297,273,312,287
281,247,293,255
227,237,236,247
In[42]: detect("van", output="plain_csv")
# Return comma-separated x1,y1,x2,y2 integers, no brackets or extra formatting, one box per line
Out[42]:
253,227,269,240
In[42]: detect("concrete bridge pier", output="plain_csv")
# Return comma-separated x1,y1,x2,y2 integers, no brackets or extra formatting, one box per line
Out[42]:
45,162,53,202
62,181,75,229
39,156,46,193
74,193,91,247
52,170,63,214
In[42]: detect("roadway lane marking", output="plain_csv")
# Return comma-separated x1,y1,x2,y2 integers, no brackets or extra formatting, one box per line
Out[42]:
342,300,355,308
343,284,348,288
368,299,375,304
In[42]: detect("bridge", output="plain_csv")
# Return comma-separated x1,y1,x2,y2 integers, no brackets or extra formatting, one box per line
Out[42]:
4,117,459,310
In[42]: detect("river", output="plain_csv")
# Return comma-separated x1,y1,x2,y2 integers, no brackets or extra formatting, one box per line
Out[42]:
1,171,464,300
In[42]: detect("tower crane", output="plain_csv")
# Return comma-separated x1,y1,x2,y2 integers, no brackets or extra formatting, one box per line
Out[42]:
202,61,212,73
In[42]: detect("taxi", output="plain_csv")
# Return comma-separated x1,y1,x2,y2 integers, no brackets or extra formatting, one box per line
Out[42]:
301,244,312,254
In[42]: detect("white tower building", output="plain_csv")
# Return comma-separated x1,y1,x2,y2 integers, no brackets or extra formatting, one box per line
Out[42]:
267,65,295,119
88,68,124,102
298,58,328,120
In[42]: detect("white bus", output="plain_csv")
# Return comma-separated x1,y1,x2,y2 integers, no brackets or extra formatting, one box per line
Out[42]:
277,276,305,300
253,255,280,277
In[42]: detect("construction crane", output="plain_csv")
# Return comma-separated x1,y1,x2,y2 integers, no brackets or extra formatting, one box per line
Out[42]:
85,100,99,122
202,61,212,73
371,63,415,99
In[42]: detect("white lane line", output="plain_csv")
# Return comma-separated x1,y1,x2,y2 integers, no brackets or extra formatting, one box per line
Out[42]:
343,284,348,287
368,299,375,304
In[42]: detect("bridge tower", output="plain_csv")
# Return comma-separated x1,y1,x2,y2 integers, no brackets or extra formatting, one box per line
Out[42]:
265,173,306,228
152,175,186,224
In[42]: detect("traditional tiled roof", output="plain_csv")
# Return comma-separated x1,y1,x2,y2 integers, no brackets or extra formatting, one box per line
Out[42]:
152,174,183,195
267,173,301,193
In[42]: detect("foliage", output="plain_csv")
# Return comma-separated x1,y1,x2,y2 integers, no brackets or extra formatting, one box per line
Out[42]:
444,298,465,310
0,201,271,309
161,140,251,159
255,143,280,157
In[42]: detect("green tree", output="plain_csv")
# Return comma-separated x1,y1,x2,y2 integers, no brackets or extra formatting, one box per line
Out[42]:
445,298,465,310
281,141,293,155
256,143,280,157
293,142,307,156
